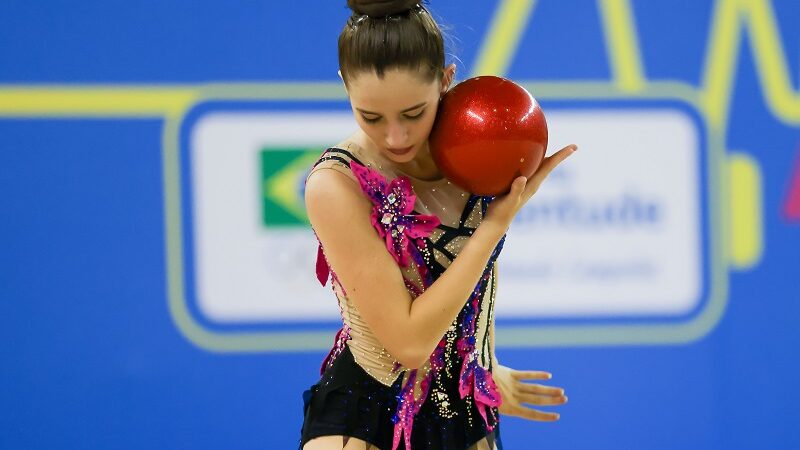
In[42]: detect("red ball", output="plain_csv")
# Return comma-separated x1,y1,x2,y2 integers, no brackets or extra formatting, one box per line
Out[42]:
429,76,548,196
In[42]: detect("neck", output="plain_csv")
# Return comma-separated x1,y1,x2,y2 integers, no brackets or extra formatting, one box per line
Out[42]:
393,143,443,181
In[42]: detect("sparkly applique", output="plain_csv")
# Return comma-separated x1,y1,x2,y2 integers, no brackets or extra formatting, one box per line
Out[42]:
320,324,351,375
350,161,441,268
391,369,420,450
459,353,502,430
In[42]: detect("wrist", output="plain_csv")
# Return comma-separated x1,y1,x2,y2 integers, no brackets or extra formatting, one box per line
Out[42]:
476,218,508,242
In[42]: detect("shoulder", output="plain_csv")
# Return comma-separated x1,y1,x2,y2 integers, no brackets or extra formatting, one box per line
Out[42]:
305,164,364,213
305,157,380,245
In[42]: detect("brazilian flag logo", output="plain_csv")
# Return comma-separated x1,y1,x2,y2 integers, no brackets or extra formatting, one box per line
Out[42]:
260,148,322,227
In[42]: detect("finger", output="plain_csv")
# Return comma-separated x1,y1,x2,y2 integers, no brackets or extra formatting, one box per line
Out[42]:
517,383,565,397
528,144,577,185
509,175,527,197
509,405,560,422
518,393,568,406
511,370,552,381
538,144,577,175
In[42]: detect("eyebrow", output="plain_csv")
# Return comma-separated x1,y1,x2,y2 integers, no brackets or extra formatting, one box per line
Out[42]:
356,102,428,115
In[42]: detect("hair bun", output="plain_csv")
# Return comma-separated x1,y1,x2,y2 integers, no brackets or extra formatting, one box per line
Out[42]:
347,0,419,17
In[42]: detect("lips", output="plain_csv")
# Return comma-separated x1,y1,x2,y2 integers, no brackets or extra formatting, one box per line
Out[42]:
387,145,414,156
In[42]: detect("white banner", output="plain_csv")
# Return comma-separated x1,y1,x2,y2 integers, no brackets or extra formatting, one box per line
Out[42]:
188,108,702,323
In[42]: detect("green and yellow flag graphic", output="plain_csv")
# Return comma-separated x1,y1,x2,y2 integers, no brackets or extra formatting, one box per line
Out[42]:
260,148,322,227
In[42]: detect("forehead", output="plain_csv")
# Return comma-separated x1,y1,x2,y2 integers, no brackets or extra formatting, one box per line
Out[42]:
348,69,437,111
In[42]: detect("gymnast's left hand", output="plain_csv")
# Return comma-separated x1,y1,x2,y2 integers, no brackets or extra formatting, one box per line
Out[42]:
493,364,567,421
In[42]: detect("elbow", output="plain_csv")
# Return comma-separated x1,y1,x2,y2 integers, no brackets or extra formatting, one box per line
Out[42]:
397,354,427,370
395,344,432,370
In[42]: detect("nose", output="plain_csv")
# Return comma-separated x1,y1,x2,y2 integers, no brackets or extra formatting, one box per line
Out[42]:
385,122,408,148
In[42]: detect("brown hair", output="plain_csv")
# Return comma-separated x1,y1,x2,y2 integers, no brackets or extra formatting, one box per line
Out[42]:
339,0,445,84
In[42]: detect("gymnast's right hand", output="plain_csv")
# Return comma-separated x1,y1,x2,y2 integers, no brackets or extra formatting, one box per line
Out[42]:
483,143,577,236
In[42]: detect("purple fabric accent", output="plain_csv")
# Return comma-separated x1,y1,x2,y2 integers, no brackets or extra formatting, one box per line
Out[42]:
391,369,419,450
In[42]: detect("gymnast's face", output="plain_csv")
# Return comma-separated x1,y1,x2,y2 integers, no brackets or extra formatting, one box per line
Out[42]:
345,65,454,164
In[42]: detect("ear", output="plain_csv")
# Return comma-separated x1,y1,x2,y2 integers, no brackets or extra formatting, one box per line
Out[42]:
441,63,457,95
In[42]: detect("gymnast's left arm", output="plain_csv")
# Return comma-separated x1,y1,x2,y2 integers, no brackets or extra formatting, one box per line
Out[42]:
491,265,569,422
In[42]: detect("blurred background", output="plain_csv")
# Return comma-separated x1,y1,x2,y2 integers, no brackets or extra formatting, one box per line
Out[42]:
1,0,799,448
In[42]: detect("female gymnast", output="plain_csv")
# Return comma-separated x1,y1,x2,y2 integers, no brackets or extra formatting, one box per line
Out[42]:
300,1,576,448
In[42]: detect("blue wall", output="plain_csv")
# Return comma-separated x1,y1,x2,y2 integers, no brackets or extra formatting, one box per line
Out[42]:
1,1,799,449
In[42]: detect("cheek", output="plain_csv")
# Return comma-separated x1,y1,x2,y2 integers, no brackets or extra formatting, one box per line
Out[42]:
417,112,438,138
366,126,384,142
356,118,380,138
359,123,390,149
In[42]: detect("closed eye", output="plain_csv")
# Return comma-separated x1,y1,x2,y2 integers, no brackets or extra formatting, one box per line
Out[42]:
404,110,425,120
361,109,424,124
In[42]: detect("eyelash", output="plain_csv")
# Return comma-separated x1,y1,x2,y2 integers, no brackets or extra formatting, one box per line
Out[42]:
362,110,425,124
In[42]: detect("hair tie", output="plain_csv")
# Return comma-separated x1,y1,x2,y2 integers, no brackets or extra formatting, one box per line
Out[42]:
347,0,420,18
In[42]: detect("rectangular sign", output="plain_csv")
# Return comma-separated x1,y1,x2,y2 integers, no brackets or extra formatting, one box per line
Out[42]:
176,99,711,340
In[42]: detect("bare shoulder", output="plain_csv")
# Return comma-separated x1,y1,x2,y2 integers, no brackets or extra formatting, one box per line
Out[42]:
304,167,368,226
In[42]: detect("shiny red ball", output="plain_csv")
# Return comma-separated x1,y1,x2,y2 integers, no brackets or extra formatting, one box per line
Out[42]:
429,76,548,196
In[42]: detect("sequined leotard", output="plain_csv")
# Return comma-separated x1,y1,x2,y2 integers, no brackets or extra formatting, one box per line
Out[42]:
300,142,505,450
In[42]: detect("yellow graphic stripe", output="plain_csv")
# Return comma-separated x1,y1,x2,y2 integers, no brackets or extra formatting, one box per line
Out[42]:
728,153,763,269
700,0,742,130
0,86,196,117
701,0,800,127
471,0,538,77
0,83,348,117
597,0,646,92
741,0,800,123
